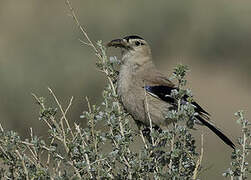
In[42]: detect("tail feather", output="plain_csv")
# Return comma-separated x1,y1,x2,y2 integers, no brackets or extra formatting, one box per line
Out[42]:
196,116,235,149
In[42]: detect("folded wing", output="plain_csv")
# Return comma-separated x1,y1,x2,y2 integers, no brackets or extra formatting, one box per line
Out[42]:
144,85,235,149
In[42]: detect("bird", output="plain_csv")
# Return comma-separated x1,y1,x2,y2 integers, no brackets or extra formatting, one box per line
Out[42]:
106,35,235,149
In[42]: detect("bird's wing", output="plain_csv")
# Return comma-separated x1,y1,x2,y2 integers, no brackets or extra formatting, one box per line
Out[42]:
143,71,175,87
143,71,209,117
143,73,235,149
144,85,210,117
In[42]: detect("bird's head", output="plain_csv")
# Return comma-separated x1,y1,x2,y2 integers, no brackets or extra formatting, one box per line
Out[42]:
107,35,152,64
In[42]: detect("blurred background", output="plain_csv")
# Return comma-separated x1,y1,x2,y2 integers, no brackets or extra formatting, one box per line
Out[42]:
0,0,250,178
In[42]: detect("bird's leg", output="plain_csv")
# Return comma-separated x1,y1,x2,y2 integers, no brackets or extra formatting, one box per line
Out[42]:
135,120,165,146
135,120,153,144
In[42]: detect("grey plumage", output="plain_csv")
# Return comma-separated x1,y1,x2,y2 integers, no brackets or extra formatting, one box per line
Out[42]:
107,35,235,149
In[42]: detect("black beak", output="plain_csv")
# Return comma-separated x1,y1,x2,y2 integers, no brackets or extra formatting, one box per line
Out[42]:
106,38,127,48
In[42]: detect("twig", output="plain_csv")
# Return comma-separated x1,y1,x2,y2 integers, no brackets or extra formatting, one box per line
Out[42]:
0,123,4,132
140,130,148,149
29,127,43,167
65,0,98,54
143,83,155,146
31,93,45,109
0,145,10,160
25,142,38,162
193,134,204,179
79,158,107,173
20,141,64,160
85,153,93,178
55,160,62,177
16,150,29,180
169,132,175,173
86,97,98,153
79,39,92,47
31,93,53,130
240,113,247,180
61,96,74,137
46,137,55,166
48,87,70,153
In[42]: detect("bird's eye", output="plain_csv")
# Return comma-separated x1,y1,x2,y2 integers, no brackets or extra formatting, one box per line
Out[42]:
135,41,141,46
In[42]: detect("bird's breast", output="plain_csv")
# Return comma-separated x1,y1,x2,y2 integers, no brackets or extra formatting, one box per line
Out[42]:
117,64,145,119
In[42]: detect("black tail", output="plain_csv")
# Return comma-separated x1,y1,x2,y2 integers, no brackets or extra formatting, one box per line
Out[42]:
196,116,235,149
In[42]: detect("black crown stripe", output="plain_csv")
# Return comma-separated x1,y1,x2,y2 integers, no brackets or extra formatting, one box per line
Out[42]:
123,35,144,42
